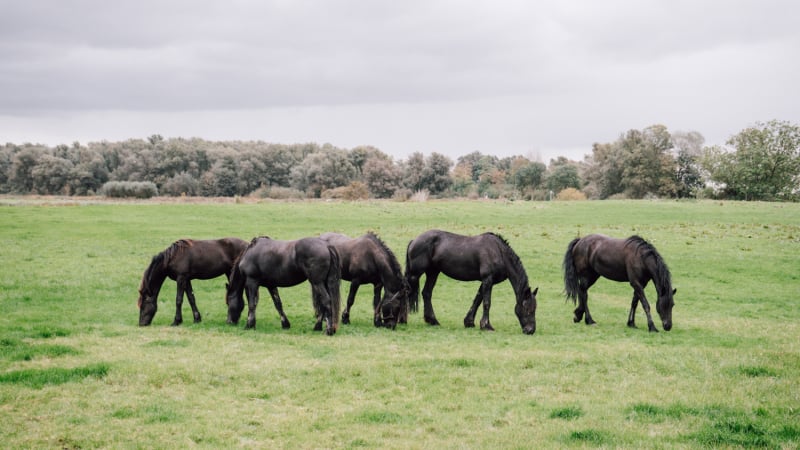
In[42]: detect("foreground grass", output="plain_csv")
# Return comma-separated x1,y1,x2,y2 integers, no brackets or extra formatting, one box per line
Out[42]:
0,198,798,448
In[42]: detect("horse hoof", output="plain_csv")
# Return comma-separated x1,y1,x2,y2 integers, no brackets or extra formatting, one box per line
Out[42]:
193,315,202,323
281,320,291,329
464,321,475,328
342,316,351,325
648,327,659,333
313,323,323,332
170,320,181,327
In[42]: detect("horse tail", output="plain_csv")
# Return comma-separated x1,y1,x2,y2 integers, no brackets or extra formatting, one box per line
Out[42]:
405,240,419,313
326,245,342,332
563,237,581,304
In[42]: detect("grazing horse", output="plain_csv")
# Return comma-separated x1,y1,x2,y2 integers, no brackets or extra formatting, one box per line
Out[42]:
226,236,341,335
319,232,409,329
562,234,675,332
405,230,538,334
137,238,249,326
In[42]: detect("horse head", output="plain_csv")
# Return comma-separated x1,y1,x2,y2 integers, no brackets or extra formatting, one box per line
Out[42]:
514,286,538,335
137,283,157,326
225,282,245,325
374,284,410,330
656,288,676,331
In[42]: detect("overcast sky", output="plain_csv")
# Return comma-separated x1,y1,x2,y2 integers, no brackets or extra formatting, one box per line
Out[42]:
1,0,798,162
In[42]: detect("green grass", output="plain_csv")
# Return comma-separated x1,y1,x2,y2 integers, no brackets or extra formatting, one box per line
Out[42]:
0,198,798,448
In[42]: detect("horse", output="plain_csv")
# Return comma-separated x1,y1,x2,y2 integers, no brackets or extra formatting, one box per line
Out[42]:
319,232,409,329
562,234,676,332
226,236,342,335
405,230,538,334
137,237,249,326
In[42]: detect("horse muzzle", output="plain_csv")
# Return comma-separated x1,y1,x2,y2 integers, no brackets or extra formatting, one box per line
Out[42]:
522,324,536,335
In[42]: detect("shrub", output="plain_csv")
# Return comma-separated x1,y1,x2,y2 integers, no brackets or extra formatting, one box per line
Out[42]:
556,188,587,201
410,189,429,202
392,188,413,202
253,185,306,200
101,181,158,199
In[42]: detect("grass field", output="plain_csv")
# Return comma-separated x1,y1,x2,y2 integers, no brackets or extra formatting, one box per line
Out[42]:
0,197,798,449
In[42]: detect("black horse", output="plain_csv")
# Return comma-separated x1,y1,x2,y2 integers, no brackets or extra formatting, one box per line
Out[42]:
319,232,409,329
226,236,341,335
138,238,249,326
562,234,675,332
405,230,538,334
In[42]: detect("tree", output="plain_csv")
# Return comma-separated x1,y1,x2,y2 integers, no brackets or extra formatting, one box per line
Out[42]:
422,152,453,195
546,157,582,193
584,125,677,199
291,147,356,197
402,152,427,192
620,125,676,198
513,161,546,194
672,131,706,198
702,120,800,200
363,157,403,198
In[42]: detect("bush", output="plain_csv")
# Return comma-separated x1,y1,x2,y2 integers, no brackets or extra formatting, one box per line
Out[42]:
101,181,158,199
253,185,306,200
321,182,370,200
556,188,587,201
410,189,429,202
392,188,413,202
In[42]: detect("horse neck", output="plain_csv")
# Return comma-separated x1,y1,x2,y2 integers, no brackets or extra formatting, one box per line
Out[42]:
142,264,168,298
647,253,672,298
375,254,405,293
501,248,530,302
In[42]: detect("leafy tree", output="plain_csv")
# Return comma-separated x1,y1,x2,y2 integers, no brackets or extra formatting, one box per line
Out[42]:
620,125,676,198
546,157,582,193
421,152,453,195
291,147,356,197
703,120,800,200
513,161,546,194
31,154,74,194
363,157,403,198
402,152,427,192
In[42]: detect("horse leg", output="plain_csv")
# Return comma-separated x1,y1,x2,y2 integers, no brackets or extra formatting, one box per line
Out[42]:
372,284,384,328
632,284,658,332
421,271,440,326
341,282,359,325
627,293,639,328
478,281,495,331
172,278,186,326
184,280,202,323
463,286,483,328
575,276,597,325
267,287,291,329
244,282,260,329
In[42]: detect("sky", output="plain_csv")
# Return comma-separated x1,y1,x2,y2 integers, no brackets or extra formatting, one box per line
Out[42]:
1,0,798,162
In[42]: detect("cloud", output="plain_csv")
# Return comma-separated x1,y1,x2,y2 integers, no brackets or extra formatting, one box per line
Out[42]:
0,0,798,161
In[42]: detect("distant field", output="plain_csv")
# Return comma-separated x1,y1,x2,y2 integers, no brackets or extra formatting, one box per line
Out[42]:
0,197,798,448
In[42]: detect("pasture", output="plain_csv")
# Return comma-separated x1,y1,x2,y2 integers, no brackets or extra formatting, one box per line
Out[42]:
0,198,798,449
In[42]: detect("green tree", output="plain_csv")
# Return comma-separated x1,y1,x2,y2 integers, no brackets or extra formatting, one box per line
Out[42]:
703,120,800,200
546,157,582,193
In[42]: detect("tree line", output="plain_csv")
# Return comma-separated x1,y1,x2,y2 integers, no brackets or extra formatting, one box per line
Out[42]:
1,120,797,201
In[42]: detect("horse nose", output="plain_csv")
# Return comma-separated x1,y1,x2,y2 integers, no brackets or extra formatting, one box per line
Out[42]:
663,321,672,331
523,324,536,335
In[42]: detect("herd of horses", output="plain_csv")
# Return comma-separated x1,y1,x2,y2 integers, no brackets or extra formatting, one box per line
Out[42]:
137,230,676,335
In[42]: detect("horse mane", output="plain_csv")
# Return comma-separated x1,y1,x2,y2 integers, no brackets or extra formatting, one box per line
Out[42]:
625,235,672,295
485,232,530,290
365,232,404,280
140,239,193,295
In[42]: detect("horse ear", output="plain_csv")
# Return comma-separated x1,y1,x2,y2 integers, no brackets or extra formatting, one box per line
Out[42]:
672,288,677,295
532,287,538,296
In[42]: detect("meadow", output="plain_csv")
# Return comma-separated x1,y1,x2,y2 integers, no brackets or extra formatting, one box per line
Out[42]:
0,197,798,449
